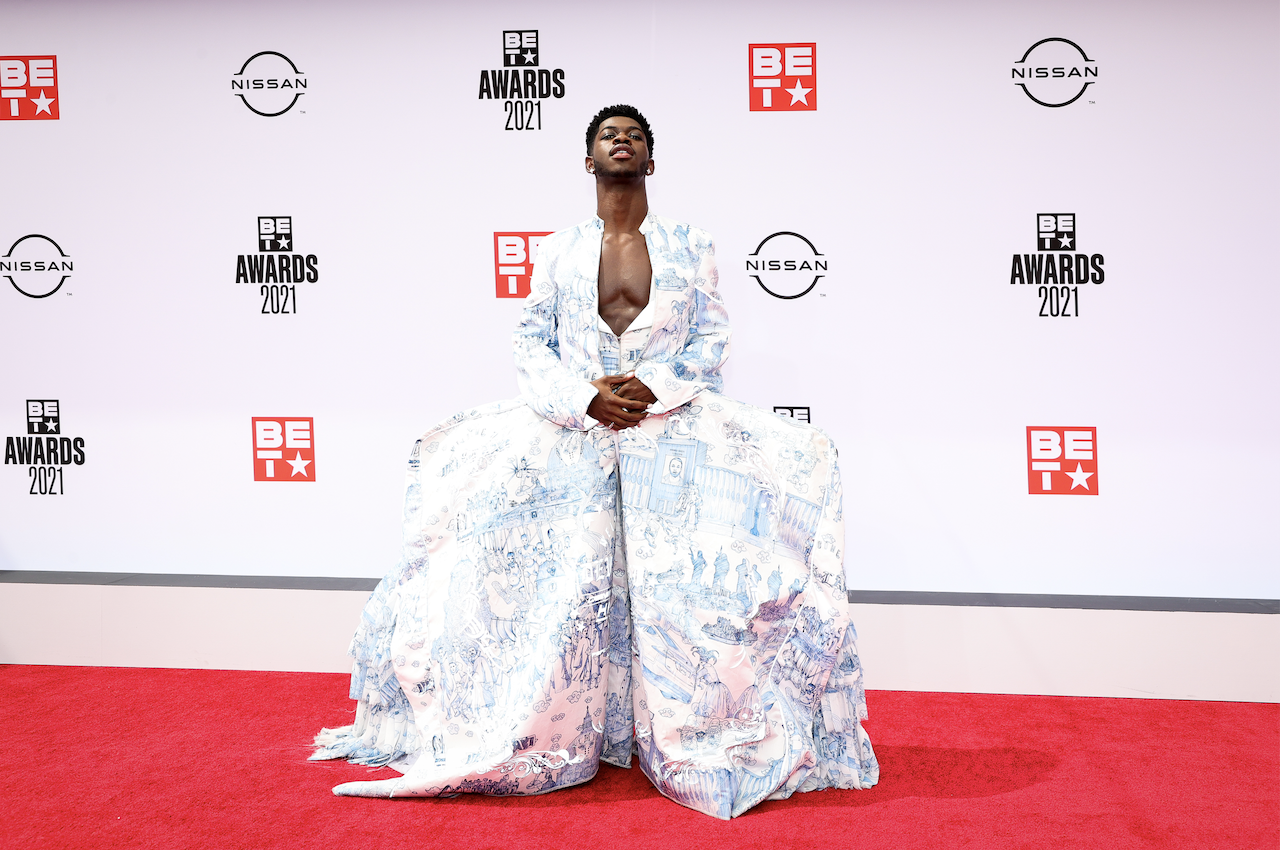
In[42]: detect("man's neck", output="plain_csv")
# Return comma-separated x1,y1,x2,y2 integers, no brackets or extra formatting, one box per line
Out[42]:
595,180,649,233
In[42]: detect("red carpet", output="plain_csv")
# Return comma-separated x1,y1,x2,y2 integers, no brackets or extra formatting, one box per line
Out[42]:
1,666,1275,850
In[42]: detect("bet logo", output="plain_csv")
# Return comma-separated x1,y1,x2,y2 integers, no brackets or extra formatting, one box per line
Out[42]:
27,399,59,434
1012,38,1097,107
748,43,816,111
504,30,538,66
234,216,320,313
1037,213,1076,250
1010,213,1105,317
259,216,293,251
232,52,307,117
4,399,86,495
0,56,58,120
1027,427,1097,495
494,232,551,298
746,232,827,299
252,417,315,481
478,30,565,131
3,234,73,298
773,406,811,423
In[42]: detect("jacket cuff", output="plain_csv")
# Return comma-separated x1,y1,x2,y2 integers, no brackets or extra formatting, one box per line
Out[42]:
572,380,603,430
635,361,701,415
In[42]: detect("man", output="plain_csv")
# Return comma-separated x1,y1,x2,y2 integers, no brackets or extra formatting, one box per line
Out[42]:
313,105,878,819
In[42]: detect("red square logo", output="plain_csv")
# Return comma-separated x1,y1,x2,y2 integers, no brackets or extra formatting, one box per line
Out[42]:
1027,426,1097,495
1,56,59,120
748,43,816,111
252,417,315,482
494,232,551,298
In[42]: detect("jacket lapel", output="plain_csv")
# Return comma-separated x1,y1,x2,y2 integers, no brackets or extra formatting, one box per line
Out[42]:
574,219,604,371
640,214,684,360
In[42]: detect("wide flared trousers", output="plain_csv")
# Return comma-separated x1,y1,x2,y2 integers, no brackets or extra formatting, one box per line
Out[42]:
313,394,878,818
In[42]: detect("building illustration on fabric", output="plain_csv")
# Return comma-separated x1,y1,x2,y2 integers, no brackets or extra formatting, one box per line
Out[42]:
604,408,869,816
629,588,864,816
618,423,822,560
354,420,620,797
455,432,614,546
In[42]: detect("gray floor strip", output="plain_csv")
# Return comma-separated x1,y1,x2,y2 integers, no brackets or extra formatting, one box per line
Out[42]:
0,571,380,592
847,590,1278,614
1,571,1274,613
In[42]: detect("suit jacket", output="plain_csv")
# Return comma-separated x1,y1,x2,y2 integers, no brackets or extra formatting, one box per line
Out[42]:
513,213,732,430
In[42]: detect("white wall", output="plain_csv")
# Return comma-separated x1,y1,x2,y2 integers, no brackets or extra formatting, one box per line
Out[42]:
1,4,1276,611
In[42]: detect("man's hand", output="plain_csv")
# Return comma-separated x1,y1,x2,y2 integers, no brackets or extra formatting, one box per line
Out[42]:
587,374,654,430
612,376,658,406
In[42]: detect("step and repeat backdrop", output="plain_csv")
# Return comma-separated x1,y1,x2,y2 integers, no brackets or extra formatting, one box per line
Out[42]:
1,0,1276,600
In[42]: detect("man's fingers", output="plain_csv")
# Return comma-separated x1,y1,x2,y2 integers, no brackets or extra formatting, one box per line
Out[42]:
589,378,652,431
616,390,657,404
613,383,650,398
590,375,631,395
613,377,657,404
604,395,645,413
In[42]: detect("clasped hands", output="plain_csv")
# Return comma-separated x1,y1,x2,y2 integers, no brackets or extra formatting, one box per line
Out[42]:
587,373,657,430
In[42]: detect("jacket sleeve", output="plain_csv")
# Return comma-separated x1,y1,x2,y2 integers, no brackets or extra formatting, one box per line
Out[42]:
634,236,732,414
512,241,602,431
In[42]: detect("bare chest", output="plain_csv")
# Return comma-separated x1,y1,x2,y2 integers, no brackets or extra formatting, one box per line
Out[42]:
598,232,652,336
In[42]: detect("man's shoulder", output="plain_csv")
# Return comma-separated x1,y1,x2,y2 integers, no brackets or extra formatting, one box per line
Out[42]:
648,214,714,249
541,218,601,254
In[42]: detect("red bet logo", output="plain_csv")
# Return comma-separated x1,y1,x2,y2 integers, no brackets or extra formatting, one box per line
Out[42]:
1,56,58,120
1027,426,1098,495
494,232,551,298
252,417,315,482
749,43,816,111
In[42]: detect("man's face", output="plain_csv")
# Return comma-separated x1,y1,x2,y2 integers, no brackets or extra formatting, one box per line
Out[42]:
589,116,652,179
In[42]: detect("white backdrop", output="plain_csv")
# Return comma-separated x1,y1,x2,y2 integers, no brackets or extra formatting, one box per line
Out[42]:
1,0,1276,600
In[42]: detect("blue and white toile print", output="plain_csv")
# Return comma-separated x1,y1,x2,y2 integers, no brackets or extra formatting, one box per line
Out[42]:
312,214,878,818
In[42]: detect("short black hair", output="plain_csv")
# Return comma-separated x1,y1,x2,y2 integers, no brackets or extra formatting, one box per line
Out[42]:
585,104,653,155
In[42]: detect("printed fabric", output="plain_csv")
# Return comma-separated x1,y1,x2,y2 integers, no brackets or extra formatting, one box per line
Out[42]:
312,214,879,819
